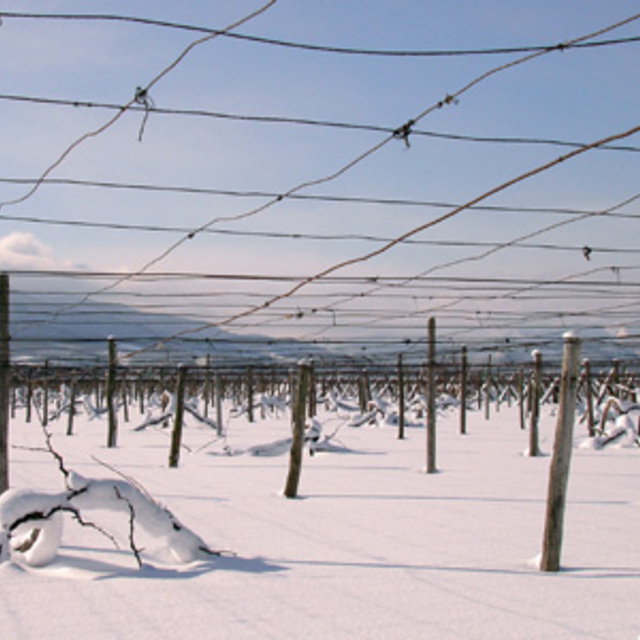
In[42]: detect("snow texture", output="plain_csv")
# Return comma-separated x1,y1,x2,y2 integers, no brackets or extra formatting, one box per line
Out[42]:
1,395,639,639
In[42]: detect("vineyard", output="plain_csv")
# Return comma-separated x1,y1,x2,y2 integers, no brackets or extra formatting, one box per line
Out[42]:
0,339,639,638
8,339,639,445
2,3,640,637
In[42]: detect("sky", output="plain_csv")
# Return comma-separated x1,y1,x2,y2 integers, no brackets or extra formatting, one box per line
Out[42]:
1,1,640,360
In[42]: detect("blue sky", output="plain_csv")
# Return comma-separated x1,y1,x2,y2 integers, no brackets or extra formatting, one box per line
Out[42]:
1,1,640,355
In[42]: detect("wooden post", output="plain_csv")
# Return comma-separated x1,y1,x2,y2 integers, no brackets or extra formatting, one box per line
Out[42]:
518,369,526,430
484,355,492,421
247,366,254,423
459,345,467,435
308,361,317,419
203,353,211,418
397,354,405,440
540,333,581,572
529,350,542,457
121,378,129,423
215,372,224,436
358,369,371,413
138,375,146,415
106,337,118,448
288,368,296,425
0,274,9,493
66,377,77,436
10,384,16,420
284,361,311,498
94,372,102,413
582,359,595,437
169,365,187,468
41,360,49,427
25,368,33,423
426,317,437,474
611,359,620,398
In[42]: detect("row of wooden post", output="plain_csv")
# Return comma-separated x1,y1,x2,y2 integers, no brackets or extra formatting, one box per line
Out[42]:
0,273,602,570
423,317,582,571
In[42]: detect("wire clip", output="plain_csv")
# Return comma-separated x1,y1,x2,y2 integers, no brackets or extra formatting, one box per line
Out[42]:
393,120,415,148
134,86,155,142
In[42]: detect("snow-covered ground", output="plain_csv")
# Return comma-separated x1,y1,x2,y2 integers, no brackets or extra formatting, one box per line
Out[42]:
1,395,639,639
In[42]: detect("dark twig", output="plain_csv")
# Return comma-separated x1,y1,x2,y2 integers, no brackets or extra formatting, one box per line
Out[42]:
113,486,143,568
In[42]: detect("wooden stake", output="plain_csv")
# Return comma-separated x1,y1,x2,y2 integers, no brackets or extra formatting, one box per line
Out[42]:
215,373,224,436
358,369,371,413
203,354,211,418
397,354,405,440
529,350,542,457
518,369,526,430
106,338,118,448
66,377,77,436
25,368,33,423
426,317,437,474
169,365,187,468
459,345,467,435
42,360,49,427
247,366,254,423
484,355,492,421
0,274,9,493
284,361,311,498
582,359,595,437
308,361,317,419
540,333,581,572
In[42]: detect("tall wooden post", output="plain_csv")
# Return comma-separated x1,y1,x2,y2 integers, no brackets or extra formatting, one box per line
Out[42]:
529,350,542,457
169,365,186,468
106,337,118,448
397,354,405,440
284,361,311,498
0,274,9,493
426,317,437,474
540,334,581,572
459,345,467,435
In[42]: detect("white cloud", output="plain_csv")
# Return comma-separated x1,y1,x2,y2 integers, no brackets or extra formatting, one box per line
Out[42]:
0,232,73,270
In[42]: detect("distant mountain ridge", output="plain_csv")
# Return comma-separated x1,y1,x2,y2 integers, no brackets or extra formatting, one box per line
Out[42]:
9,292,324,367
8,292,639,369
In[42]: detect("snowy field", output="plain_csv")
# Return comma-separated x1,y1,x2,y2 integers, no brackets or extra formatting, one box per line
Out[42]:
1,395,639,640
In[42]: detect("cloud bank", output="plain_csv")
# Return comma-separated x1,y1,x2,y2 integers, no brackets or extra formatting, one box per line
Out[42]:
0,232,75,270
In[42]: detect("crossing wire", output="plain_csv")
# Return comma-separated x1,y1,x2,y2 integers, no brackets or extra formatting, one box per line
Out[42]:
11,9,639,347
2,10,640,57
2,93,640,154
